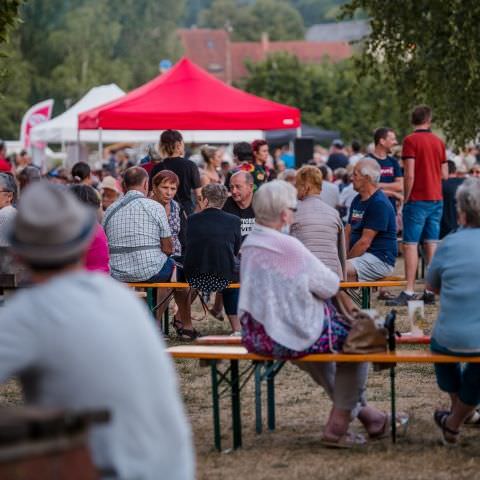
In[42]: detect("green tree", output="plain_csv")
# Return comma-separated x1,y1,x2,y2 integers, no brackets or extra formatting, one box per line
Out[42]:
242,52,408,144
199,0,304,41
343,0,480,145
0,0,23,45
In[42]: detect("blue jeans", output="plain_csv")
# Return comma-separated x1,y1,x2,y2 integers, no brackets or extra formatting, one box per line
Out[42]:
403,200,443,244
147,257,175,282
431,338,480,406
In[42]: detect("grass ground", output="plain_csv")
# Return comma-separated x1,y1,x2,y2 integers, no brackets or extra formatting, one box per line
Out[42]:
2,270,480,479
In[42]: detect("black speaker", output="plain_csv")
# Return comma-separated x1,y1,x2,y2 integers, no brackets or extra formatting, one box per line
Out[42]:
294,137,314,169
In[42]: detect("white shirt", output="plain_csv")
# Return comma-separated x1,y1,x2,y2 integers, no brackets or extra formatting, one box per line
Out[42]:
0,271,194,480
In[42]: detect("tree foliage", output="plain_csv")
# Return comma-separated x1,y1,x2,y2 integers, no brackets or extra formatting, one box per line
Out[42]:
198,0,304,41
342,0,480,145
242,52,408,144
0,0,22,45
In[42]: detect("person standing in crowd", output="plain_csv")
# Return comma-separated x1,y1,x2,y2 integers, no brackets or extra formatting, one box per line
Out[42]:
149,130,201,215
17,165,41,193
140,144,162,175
0,182,194,479
223,171,255,239
184,184,241,336
427,178,480,445
69,184,110,274
0,141,12,173
292,166,346,279
346,158,397,282
440,160,464,238
367,128,404,212
100,175,121,211
0,173,17,247
252,139,270,185
318,165,340,209
327,139,349,170
388,105,448,306
349,140,363,166
200,145,222,185
71,162,93,185
226,142,267,190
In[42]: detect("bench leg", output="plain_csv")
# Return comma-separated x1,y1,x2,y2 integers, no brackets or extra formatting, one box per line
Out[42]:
361,286,371,309
163,309,169,336
254,362,263,434
146,287,155,311
390,365,396,443
267,361,276,431
211,361,222,451
230,360,242,449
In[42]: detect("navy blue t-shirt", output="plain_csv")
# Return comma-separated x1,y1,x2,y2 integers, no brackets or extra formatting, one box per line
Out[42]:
367,153,403,211
348,189,397,266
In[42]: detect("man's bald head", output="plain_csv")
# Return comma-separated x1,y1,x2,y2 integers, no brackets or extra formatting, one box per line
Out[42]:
230,170,254,207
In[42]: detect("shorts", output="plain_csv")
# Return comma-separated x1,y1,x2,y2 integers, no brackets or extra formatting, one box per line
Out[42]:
403,201,443,244
147,256,175,282
349,252,394,282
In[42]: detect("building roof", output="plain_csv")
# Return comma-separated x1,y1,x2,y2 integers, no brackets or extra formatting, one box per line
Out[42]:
306,20,371,43
178,28,352,83
231,40,351,81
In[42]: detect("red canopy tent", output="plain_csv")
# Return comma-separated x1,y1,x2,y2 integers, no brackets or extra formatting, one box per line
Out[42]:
78,57,300,134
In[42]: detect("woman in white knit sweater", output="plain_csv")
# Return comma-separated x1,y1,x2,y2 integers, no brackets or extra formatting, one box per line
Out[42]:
239,180,388,447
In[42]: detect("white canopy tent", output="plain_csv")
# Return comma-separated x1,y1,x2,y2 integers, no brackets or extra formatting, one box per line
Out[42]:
30,84,125,144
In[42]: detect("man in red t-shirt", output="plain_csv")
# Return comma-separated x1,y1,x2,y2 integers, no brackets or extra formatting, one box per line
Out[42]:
387,106,448,306
0,141,12,173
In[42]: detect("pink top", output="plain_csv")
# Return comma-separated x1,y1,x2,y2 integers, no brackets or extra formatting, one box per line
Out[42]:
85,224,110,273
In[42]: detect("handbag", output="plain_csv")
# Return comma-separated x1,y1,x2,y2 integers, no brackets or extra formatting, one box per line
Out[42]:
342,308,388,354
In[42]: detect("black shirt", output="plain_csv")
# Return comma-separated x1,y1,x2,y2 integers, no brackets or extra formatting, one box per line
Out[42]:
327,152,349,170
222,197,255,238
150,157,201,214
440,177,464,238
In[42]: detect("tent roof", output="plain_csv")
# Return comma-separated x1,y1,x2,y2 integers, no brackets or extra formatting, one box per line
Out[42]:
78,58,300,131
31,84,125,143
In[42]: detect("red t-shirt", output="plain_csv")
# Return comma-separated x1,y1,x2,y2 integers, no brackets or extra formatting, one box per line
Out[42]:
402,129,446,201
0,156,11,173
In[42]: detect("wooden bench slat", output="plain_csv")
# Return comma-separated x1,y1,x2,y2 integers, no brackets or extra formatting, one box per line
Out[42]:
167,345,480,363
128,280,406,289
195,335,432,347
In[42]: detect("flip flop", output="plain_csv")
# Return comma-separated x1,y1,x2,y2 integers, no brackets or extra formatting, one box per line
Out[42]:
368,413,409,440
434,410,459,445
321,432,366,449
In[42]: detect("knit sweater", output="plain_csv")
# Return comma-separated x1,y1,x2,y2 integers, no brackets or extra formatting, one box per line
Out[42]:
239,224,340,351
290,195,346,279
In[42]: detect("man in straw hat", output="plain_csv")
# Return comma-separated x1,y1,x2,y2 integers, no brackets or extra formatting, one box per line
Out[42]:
0,182,194,480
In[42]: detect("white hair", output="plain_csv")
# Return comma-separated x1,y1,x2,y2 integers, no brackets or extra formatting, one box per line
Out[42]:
456,177,480,227
357,157,381,184
252,180,297,224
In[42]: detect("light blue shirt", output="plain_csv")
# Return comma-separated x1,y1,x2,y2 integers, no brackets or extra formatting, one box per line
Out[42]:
428,228,480,353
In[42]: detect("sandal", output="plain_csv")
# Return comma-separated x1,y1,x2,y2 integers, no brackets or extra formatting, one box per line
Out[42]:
172,318,184,333
368,412,409,440
464,410,480,427
176,328,200,341
321,431,366,449
377,290,397,301
208,308,225,322
434,410,459,445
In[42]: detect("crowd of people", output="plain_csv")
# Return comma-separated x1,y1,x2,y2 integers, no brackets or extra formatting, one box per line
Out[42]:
1,103,480,476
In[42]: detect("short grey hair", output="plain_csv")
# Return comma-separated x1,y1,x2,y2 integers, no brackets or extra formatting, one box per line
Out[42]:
456,177,480,227
201,183,228,208
252,180,297,224
278,169,297,182
357,157,381,184
231,170,254,185
0,173,18,203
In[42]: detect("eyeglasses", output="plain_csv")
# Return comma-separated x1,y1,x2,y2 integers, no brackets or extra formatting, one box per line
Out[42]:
288,207,297,212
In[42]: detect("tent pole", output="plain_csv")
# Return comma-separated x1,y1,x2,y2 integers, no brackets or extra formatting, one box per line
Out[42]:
98,128,103,163
296,126,302,137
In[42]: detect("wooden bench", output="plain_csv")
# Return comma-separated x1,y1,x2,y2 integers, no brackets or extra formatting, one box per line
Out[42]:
167,345,478,451
128,277,407,334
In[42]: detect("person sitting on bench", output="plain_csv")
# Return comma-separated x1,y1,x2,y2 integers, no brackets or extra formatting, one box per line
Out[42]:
345,158,397,281
427,178,480,444
239,180,390,447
